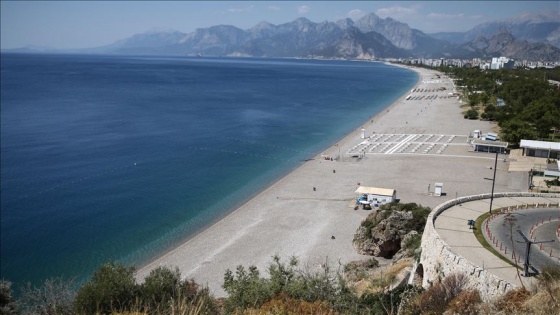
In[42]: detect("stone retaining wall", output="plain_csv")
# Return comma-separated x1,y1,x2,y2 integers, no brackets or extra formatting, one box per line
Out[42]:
419,192,560,301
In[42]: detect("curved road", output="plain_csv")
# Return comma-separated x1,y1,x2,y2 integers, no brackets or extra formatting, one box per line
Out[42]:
485,208,560,275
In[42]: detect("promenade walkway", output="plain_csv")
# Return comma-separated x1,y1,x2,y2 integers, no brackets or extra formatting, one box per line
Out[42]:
434,195,560,288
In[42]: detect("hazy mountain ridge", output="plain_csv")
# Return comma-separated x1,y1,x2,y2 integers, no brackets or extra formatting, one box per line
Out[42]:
5,11,560,61
429,10,560,48
456,28,560,61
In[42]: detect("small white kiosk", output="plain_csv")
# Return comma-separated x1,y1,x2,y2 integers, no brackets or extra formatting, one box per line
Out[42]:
355,186,397,205
434,183,443,196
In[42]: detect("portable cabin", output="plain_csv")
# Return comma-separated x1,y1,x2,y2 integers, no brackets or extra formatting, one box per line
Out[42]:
434,183,443,196
355,186,397,205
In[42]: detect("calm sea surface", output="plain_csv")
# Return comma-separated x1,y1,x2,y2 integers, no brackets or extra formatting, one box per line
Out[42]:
0,54,417,287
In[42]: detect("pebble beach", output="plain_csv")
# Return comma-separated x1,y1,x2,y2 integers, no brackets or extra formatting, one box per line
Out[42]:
135,65,517,296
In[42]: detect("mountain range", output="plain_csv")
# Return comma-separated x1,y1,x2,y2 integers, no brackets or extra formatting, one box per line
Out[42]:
6,12,560,62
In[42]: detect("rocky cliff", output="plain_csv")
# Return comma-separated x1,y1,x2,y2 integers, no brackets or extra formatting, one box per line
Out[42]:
352,203,429,260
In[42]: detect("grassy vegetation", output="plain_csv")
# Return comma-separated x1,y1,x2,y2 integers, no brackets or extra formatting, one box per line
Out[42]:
3,256,560,314
473,209,520,268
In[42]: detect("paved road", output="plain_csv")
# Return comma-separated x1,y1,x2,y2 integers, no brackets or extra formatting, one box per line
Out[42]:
435,196,560,288
485,208,560,275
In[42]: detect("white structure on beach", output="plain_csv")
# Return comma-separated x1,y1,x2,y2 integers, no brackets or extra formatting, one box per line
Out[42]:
520,139,560,159
355,186,397,204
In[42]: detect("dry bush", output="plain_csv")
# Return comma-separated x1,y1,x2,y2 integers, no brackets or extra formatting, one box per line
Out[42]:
416,273,468,314
19,277,75,315
492,287,531,314
344,258,380,283
388,260,413,276
477,266,560,315
239,293,337,315
396,287,424,315
522,289,560,315
536,265,560,305
446,289,481,315
365,260,413,295
519,267,560,315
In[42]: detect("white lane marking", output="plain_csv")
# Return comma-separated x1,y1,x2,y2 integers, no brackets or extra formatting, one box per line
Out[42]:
385,134,417,154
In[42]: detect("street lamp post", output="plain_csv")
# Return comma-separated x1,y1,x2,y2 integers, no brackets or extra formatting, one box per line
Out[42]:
517,230,554,276
489,151,498,214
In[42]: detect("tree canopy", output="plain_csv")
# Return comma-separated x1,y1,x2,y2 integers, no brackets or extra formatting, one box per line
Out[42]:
443,66,560,147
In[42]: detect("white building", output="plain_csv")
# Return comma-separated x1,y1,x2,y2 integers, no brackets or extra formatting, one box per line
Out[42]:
520,139,560,159
490,57,515,70
355,186,397,205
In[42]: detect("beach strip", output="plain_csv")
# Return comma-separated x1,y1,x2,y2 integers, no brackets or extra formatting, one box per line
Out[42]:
136,65,504,297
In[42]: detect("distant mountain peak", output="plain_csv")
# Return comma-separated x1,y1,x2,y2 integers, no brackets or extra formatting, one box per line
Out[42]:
507,9,560,24
49,9,559,62
495,26,513,36
143,27,181,34
336,18,354,30
457,26,560,61
360,13,381,22
250,21,274,30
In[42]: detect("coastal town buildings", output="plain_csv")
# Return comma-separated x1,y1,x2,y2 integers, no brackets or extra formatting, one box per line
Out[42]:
386,57,560,69
490,57,515,70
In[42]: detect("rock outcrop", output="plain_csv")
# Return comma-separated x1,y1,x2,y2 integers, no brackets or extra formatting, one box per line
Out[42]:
353,203,429,259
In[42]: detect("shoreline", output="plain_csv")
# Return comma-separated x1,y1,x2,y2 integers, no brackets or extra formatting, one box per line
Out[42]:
133,61,418,273
135,64,505,297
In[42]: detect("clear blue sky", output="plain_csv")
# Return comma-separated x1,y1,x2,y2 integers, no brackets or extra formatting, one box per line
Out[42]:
1,1,558,49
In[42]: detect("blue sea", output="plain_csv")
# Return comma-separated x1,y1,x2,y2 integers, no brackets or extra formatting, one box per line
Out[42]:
0,54,417,288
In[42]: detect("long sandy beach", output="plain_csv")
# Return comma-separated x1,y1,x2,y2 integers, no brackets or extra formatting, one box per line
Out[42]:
136,65,520,296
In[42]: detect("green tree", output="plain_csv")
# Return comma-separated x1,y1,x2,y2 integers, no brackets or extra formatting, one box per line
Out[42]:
140,266,181,313
480,92,490,107
501,118,539,147
468,93,479,107
222,265,272,312
74,263,138,315
465,109,479,120
521,98,560,139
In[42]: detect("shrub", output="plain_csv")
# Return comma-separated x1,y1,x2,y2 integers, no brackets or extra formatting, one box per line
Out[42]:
140,266,182,313
537,265,560,305
222,265,272,312
0,280,18,315
493,287,531,313
267,255,298,296
166,280,217,315
361,218,378,238
74,262,138,314
343,258,379,283
402,233,422,259
223,257,360,314
465,109,479,120
19,278,75,315
446,289,481,315
359,285,413,315
416,273,467,314
283,266,339,303
242,293,337,315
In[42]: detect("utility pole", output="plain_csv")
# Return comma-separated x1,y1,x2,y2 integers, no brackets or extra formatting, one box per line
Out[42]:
516,230,555,277
489,151,498,214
